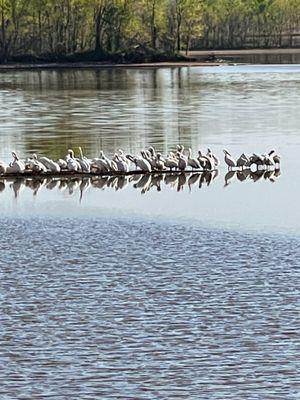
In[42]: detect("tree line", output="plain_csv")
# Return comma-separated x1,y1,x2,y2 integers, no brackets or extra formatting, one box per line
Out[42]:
0,0,299,63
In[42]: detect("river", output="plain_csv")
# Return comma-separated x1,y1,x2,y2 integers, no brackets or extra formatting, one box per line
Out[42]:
0,65,299,399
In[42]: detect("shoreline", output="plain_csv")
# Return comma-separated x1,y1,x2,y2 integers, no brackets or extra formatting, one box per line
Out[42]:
0,61,230,71
0,48,298,71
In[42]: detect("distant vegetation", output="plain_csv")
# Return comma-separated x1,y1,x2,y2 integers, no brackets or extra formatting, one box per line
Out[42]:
0,0,299,63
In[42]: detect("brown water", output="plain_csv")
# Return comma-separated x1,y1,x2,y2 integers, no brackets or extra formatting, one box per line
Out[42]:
0,66,299,399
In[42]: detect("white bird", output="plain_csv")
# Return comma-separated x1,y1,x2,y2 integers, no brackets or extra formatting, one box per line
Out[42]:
165,156,178,171
136,156,152,173
155,153,165,171
57,158,68,169
113,154,129,173
0,160,8,174
6,152,25,174
77,147,91,173
177,152,187,171
91,158,110,173
99,151,113,171
128,155,152,172
176,144,184,155
188,148,200,170
142,150,157,169
39,156,61,172
223,149,236,170
148,146,157,158
27,154,48,173
66,149,81,172
118,149,130,166
207,148,219,167
198,150,212,170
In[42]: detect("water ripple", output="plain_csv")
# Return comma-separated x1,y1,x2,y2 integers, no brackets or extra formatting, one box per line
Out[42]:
0,217,299,399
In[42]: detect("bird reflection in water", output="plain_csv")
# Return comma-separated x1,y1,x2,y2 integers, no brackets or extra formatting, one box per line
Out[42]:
0,168,280,201
224,168,281,187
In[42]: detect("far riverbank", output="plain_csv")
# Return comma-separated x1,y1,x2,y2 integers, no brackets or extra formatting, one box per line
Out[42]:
187,48,300,64
0,48,299,71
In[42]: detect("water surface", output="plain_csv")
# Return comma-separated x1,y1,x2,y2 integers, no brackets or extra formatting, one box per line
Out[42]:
0,66,299,399
0,217,299,399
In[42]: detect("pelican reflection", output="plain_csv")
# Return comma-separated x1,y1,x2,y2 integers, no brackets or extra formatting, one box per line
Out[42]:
0,169,281,201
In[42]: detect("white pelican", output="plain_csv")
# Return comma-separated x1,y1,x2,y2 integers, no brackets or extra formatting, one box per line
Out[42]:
118,149,130,166
39,155,61,172
198,150,212,170
0,160,8,174
128,155,152,172
207,148,219,167
27,154,48,173
142,150,157,169
91,158,109,173
155,153,165,170
136,156,152,173
148,146,157,158
57,158,68,169
109,159,118,172
223,150,236,170
177,153,187,171
77,147,91,173
99,151,112,171
176,144,184,155
113,154,129,173
67,149,81,172
165,156,178,171
188,148,200,170
6,152,25,174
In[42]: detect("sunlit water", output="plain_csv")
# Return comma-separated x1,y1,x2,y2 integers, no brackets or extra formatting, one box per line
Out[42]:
0,66,299,398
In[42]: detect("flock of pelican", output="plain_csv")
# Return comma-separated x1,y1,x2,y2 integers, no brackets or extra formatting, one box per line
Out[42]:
223,149,280,170
0,146,219,175
0,146,280,176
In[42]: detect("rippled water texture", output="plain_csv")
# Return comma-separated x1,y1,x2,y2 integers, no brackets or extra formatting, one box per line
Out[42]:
0,217,299,399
